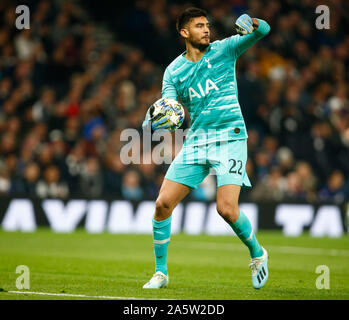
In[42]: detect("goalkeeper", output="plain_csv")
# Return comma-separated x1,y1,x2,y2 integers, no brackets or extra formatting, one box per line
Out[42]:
142,7,271,289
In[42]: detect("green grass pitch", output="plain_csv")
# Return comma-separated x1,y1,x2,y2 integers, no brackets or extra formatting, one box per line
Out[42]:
0,229,348,300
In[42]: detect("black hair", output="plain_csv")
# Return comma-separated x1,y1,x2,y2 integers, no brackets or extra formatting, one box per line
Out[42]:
176,7,208,33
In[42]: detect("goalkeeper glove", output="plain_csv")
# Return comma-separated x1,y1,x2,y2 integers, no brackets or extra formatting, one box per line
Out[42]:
151,114,171,130
235,14,254,35
142,105,171,131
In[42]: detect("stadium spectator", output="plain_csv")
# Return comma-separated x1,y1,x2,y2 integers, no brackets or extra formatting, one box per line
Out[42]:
14,162,41,197
250,166,286,201
121,169,144,200
318,170,348,203
295,161,317,202
285,171,306,200
36,164,69,198
79,157,103,197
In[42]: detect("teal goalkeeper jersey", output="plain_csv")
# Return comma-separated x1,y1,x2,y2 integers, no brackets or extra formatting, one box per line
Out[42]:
162,19,270,146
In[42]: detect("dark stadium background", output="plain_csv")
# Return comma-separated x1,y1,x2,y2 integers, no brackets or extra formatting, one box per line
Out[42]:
0,0,348,206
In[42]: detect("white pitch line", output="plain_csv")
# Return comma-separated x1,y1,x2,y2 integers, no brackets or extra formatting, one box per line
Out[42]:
6,291,172,300
174,241,349,257
266,245,349,257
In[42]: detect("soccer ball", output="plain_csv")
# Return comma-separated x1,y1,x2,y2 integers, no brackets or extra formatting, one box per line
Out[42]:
150,98,185,131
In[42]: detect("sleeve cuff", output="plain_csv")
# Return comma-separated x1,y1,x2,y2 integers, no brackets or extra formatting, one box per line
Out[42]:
255,19,271,36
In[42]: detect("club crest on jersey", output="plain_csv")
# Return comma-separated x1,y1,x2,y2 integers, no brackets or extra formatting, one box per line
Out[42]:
189,79,219,101
204,58,212,68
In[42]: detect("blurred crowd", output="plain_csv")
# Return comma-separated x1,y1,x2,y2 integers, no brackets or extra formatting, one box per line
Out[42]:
0,0,348,203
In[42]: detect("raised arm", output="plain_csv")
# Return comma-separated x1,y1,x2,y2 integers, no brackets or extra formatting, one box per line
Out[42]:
233,16,271,58
220,14,270,59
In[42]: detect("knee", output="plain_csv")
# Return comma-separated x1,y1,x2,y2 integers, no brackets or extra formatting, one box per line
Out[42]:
155,197,173,219
216,201,239,223
155,197,171,211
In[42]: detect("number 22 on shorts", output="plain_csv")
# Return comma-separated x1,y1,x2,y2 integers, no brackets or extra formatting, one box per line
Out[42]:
229,158,243,175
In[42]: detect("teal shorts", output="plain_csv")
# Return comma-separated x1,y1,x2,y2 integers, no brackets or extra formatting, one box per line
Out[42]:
165,139,252,189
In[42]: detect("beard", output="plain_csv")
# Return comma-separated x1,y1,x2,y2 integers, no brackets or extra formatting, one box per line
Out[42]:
189,39,209,51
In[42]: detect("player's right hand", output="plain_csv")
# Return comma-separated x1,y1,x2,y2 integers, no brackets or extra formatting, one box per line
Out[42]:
235,14,254,35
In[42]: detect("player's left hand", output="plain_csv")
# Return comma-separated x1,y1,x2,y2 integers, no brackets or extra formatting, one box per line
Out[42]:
235,14,254,35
